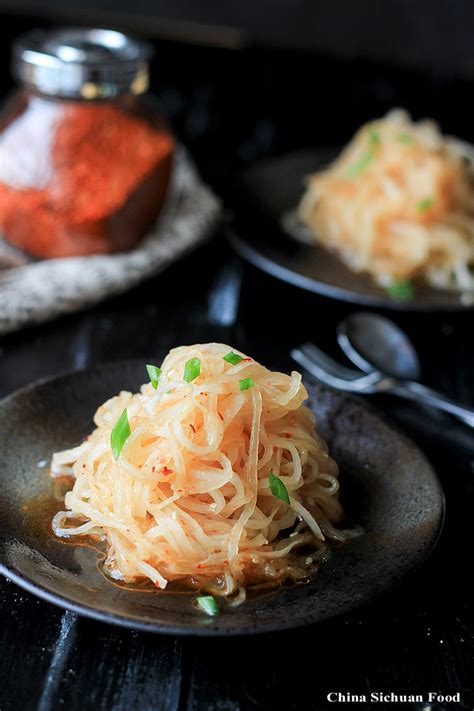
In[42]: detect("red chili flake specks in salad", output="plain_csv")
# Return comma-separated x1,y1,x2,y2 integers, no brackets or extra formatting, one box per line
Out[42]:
162,466,173,475
189,424,196,433
242,357,253,362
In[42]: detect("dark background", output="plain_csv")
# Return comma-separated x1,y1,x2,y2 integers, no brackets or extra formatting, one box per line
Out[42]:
0,3,473,710
3,0,474,77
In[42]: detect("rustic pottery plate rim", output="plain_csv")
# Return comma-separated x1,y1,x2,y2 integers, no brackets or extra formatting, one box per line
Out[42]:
0,359,445,636
229,148,474,312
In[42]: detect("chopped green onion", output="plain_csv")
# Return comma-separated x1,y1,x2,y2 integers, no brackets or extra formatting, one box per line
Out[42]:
111,409,131,460
396,132,413,144
368,126,381,145
195,595,219,616
223,351,244,365
417,197,434,212
239,377,254,391
346,150,374,178
184,357,201,382
387,280,414,301
146,364,161,389
269,471,290,505
346,125,381,178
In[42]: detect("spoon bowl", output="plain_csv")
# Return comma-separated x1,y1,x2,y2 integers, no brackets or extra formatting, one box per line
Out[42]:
337,312,421,381
336,312,474,427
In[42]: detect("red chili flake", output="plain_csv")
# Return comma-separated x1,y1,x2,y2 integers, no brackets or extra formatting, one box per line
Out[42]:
242,357,252,362
151,466,156,473
189,424,196,433
162,466,173,475
196,563,204,569
218,413,224,421
154,581,161,588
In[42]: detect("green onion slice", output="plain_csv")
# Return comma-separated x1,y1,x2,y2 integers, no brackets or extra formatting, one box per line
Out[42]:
111,408,131,460
387,280,414,301
368,126,380,145
239,377,254,391
269,471,290,505
223,351,244,365
396,132,413,144
195,595,219,616
146,364,161,389
417,197,434,212
346,150,374,178
184,358,201,382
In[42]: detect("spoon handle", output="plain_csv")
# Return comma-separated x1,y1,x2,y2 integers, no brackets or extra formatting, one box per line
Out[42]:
390,381,474,428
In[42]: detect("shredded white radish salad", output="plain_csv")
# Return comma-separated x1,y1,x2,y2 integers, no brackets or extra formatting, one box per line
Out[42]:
51,343,351,603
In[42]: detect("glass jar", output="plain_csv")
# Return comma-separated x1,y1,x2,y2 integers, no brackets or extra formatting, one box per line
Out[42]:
0,28,174,257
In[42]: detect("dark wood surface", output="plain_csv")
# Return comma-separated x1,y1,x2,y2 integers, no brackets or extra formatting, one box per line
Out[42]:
0,239,473,710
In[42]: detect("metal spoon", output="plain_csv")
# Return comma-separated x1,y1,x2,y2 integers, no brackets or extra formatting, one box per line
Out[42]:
337,312,474,428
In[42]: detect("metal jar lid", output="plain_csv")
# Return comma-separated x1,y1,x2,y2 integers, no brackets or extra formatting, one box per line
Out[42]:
12,27,153,99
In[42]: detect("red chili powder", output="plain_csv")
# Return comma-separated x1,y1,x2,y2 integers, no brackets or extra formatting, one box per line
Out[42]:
0,102,174,257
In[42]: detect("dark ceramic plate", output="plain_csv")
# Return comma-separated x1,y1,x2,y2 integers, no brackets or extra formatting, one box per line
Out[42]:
229,149,473,311
0,360,444,635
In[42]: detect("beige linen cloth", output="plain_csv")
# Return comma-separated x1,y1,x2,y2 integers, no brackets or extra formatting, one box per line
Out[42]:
0,148,221,335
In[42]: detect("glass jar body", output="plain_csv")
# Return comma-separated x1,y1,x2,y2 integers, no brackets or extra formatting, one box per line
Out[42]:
0,90,174,257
